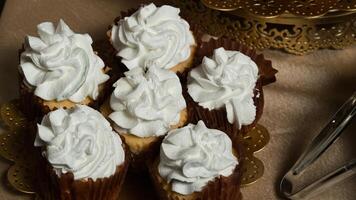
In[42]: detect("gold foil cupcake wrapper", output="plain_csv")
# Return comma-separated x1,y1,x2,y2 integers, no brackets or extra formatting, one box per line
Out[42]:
0,99,270,195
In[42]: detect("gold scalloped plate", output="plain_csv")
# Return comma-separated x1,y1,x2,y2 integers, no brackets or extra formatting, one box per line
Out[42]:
0,100,36,194
240,125,269,186
200,0,356,17
171,0,356,55
0,100,270,195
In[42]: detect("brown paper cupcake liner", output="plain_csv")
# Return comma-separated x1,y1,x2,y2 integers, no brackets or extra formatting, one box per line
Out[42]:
18,79,108,123
179,37,277,140
127,135,164,173
36,143,130,200
107,5,203,75
148,144,243,200
18,74,43,122
196,38,277,86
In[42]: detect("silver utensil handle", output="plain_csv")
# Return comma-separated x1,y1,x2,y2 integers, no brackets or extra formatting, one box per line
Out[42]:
280,91,356,199
292,92,356,175
290,159,356,199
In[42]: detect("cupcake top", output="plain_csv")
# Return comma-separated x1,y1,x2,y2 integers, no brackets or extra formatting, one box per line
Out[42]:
188,47,258,128
158,120,238,195
109,66,186,137
20,19,109,102
110,3,195,70
34,105,125,181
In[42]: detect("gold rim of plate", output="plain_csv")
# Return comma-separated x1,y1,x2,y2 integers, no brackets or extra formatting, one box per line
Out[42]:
170,0,356,55
200,0,356,18
0,100,270,194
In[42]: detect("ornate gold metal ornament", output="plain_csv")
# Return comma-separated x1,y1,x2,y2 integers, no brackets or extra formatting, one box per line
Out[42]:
240,125,269,186
0,100,36,194
170,0,356,55
200,0,356,17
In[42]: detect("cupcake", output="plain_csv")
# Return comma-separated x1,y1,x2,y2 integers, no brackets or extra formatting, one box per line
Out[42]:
19,19,110,121
149,120,242,200
184,39,277,139
101,65,187,169
188,47,258,129
109,3,196,73
34,105,129,200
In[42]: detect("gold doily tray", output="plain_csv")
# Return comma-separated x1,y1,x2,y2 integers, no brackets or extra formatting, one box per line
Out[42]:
169,0,356,55
199,0,356,17
0,100,270,197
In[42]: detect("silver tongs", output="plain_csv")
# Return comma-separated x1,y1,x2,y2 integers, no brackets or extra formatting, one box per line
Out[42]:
280,92,356,199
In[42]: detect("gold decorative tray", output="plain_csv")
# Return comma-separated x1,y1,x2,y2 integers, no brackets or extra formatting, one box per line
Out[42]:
200,0,356,17
170,0,356,55
0,100,270,198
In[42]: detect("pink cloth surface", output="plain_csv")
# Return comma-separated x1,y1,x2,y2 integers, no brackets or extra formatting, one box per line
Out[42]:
0,0,355,199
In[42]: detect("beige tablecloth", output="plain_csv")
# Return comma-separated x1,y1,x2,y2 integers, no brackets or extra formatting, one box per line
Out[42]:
0,0,355,199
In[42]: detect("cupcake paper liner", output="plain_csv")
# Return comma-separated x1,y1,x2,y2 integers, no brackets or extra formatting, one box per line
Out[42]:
36,143,130,200
196,38,277,86
180,37,277,140
18,73,43,122
18,77,107,123
127,135,164,173
149,144,243,200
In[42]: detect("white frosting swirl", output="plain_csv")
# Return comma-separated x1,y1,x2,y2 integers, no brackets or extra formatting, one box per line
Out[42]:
20,19,109,102
187,47,258,128
34,105,125,181
109,66,186,137
159,121,238,195
110,3,195,70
